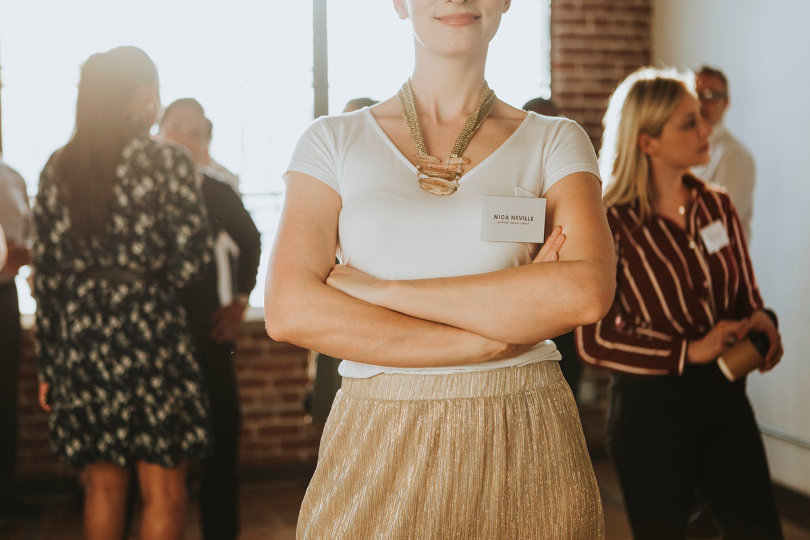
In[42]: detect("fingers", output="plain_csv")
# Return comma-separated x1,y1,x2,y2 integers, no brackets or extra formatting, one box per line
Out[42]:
533,227,565,263
713,319,748,345
762,329,783,370
546,226,562,244
552,231,566,253
38,383,51,413
760,342,783,372
733,318,750,340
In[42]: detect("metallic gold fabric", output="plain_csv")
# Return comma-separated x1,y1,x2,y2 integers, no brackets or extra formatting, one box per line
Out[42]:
297,361,606,539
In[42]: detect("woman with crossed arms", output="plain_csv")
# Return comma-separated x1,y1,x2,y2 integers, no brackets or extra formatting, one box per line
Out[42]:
266,0,616,537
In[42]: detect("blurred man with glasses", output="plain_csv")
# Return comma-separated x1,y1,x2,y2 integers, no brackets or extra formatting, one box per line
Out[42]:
692,66,756,240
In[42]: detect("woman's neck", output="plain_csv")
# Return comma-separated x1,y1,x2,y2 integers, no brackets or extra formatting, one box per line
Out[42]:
650,160,689,213
409,47,489,125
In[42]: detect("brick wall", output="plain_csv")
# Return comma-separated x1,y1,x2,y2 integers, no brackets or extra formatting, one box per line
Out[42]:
14,321,320,481
12,1,653,481
551,0,653,148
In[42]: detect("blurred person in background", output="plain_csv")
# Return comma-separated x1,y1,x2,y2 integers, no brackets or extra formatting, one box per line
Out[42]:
342,97,379,113
522,96,560,117
578,67,783,539
158,97,261,540
196,116,240,194
33,46,212,540
691,66,755,241
0,159,32,515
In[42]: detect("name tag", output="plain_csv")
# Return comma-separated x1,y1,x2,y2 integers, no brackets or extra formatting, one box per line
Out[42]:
699,220,730,254
481,196,546,242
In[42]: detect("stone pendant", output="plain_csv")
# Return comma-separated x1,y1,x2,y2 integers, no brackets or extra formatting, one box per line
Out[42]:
415,155,468,196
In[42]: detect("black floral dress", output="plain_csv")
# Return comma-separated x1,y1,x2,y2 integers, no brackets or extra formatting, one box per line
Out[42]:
33,136,213,467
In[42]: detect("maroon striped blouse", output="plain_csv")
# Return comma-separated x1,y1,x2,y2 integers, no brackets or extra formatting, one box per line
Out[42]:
576,175,763,375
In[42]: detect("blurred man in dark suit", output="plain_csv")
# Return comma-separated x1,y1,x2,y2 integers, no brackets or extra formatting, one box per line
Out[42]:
159,98,261,540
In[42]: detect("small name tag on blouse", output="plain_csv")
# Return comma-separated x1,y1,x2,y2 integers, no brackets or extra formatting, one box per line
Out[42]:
699,220,730,254
481,196,546,242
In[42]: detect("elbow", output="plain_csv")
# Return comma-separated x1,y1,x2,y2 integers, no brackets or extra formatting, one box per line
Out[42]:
264,303,307,344
576,266,616,326
263,303,287,343
579,287,614,326
264,311,289,343
263,285,300,344
264,288,310,344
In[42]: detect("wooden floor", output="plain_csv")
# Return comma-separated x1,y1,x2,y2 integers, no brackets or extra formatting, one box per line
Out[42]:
1,458,806,539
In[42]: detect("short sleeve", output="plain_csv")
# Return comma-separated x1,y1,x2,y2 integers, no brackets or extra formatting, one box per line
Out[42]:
284,117,340,194
541,118,601,195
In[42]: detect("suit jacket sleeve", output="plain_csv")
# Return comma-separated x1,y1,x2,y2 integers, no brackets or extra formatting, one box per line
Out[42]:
203,177,261,297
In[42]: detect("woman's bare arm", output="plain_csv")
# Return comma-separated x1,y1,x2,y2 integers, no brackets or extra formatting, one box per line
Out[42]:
265,173,527,367
326,172,616,344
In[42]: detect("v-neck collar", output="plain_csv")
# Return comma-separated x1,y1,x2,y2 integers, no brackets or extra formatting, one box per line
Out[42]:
362,107,535,180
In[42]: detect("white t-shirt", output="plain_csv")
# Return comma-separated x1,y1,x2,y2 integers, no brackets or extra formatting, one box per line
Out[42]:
286,108,600,378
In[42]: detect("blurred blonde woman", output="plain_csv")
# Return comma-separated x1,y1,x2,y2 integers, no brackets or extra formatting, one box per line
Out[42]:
577,67,783,539
266,0,616,537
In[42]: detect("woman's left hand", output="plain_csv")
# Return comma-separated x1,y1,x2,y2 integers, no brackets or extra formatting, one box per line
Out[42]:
745,310,783,372
326,264,384,305
532,226,566,263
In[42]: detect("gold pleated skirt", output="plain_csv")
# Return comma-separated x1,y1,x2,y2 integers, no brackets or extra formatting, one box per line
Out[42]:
297,361,606,539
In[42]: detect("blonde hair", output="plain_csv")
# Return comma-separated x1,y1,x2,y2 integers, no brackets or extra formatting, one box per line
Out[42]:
600,67,696,220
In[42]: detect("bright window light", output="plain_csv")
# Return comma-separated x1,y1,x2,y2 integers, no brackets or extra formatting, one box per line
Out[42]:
1,1,550,313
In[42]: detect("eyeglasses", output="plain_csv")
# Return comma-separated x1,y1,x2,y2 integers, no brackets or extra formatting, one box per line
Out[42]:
697,88,727,102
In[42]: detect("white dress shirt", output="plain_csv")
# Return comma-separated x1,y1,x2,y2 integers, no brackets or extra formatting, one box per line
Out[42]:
691,123,755,240
0,160,32,284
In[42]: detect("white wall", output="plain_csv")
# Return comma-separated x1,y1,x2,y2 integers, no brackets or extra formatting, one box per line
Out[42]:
653,0,810,495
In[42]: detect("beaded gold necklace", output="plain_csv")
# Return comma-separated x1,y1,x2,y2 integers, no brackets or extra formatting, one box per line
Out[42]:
397,80,496,196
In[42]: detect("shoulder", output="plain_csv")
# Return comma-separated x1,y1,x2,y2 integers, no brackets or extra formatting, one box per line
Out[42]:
38,149,64,186
202,173,239,201
127,136,192,162
520,112,588,138
518,113,595,164
0,161,28,197
124,137,196,180
716,128,754,163
605,202,642,233
688,173,734,217
303,109,368,140
0,161,24,183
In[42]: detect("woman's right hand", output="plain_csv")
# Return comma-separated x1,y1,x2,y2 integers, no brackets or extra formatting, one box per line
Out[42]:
686,319,749,365
38,382,52,412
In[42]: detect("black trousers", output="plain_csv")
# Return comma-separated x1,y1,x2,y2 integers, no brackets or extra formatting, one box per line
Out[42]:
191,327,241,540
607,363,783,540
0,284,21,505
